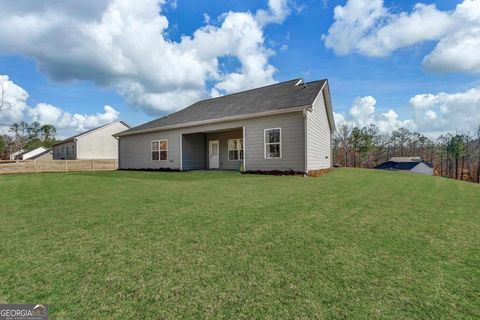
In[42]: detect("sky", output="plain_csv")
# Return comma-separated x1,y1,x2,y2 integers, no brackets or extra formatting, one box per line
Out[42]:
0,0,479,138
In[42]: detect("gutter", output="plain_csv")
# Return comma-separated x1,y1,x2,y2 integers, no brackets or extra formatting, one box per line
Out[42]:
74,138,78,159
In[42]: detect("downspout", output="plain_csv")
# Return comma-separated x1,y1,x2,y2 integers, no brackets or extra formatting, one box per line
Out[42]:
114,136,120,169
303,108,308,175
303,103,314,175
242,126,246,172
74,138,78,160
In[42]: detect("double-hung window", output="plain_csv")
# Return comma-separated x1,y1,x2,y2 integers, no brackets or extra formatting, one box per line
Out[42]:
264,128,281,159
228,139,243,161
152,140,168,160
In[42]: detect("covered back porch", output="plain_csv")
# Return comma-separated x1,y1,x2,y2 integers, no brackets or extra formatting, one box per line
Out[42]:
181,127,244,171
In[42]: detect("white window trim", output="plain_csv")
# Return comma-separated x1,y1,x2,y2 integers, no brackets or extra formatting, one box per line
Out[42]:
151,139,168,161
227,138,244,161
264,128,282,159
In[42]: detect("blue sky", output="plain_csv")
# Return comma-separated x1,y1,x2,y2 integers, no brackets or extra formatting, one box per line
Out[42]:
0,0,479,137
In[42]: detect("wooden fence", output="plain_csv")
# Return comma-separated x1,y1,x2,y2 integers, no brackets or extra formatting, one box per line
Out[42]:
0,159,117,174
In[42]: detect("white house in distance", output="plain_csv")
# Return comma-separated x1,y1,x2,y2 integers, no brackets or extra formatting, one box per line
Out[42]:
9,149,24,160
374,157,434,175
53,121,130,160
14,147,53,160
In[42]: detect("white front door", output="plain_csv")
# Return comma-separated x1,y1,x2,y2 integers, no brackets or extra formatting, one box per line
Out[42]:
209,140,219,169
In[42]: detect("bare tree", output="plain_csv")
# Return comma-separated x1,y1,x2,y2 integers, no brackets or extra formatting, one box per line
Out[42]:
335,125,351,166
9,123,20,149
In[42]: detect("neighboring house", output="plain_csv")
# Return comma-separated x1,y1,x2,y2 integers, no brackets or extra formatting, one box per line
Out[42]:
14,147,53,160
53,121,130,160
374,157,434,175
116,79,335,173
9,149,24,160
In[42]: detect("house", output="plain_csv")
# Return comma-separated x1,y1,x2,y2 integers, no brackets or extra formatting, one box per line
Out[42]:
14,147,53,160
53,121,130,160
374,157,434,175
9,149,24,160
115,79,335,173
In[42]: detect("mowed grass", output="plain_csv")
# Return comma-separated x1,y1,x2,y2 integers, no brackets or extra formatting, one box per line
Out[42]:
0,169,479,319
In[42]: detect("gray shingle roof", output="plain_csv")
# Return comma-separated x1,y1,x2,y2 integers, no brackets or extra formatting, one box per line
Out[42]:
119,79,327,136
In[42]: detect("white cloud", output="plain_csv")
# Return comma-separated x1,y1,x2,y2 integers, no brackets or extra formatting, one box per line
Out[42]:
0,0,292,115
335,95,415,133
423,0,480,72
180,10,278,97
323,0,480,73
349,96,376,127
29,104,119,132
410,87,480,133
256,0,290,26
203,13,211,24
335,87,480,135
425,110,437,120
323,0,387,56
0,75,120,135
0,75,29,129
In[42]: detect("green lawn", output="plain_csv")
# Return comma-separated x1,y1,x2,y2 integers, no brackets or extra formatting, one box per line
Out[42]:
0,169,479,319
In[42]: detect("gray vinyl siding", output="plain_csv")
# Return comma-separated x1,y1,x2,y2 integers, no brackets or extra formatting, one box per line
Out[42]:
119,111,306,172
182,133,206,170
206,129,243,170
243,114,304,171
119,130,181,170
306,90,332,170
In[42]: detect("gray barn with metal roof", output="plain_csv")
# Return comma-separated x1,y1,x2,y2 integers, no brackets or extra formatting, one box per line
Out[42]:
115,79,335,173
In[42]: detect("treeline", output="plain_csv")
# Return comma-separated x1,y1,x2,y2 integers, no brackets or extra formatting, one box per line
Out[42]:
333,125,480,183
0,121,58,159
